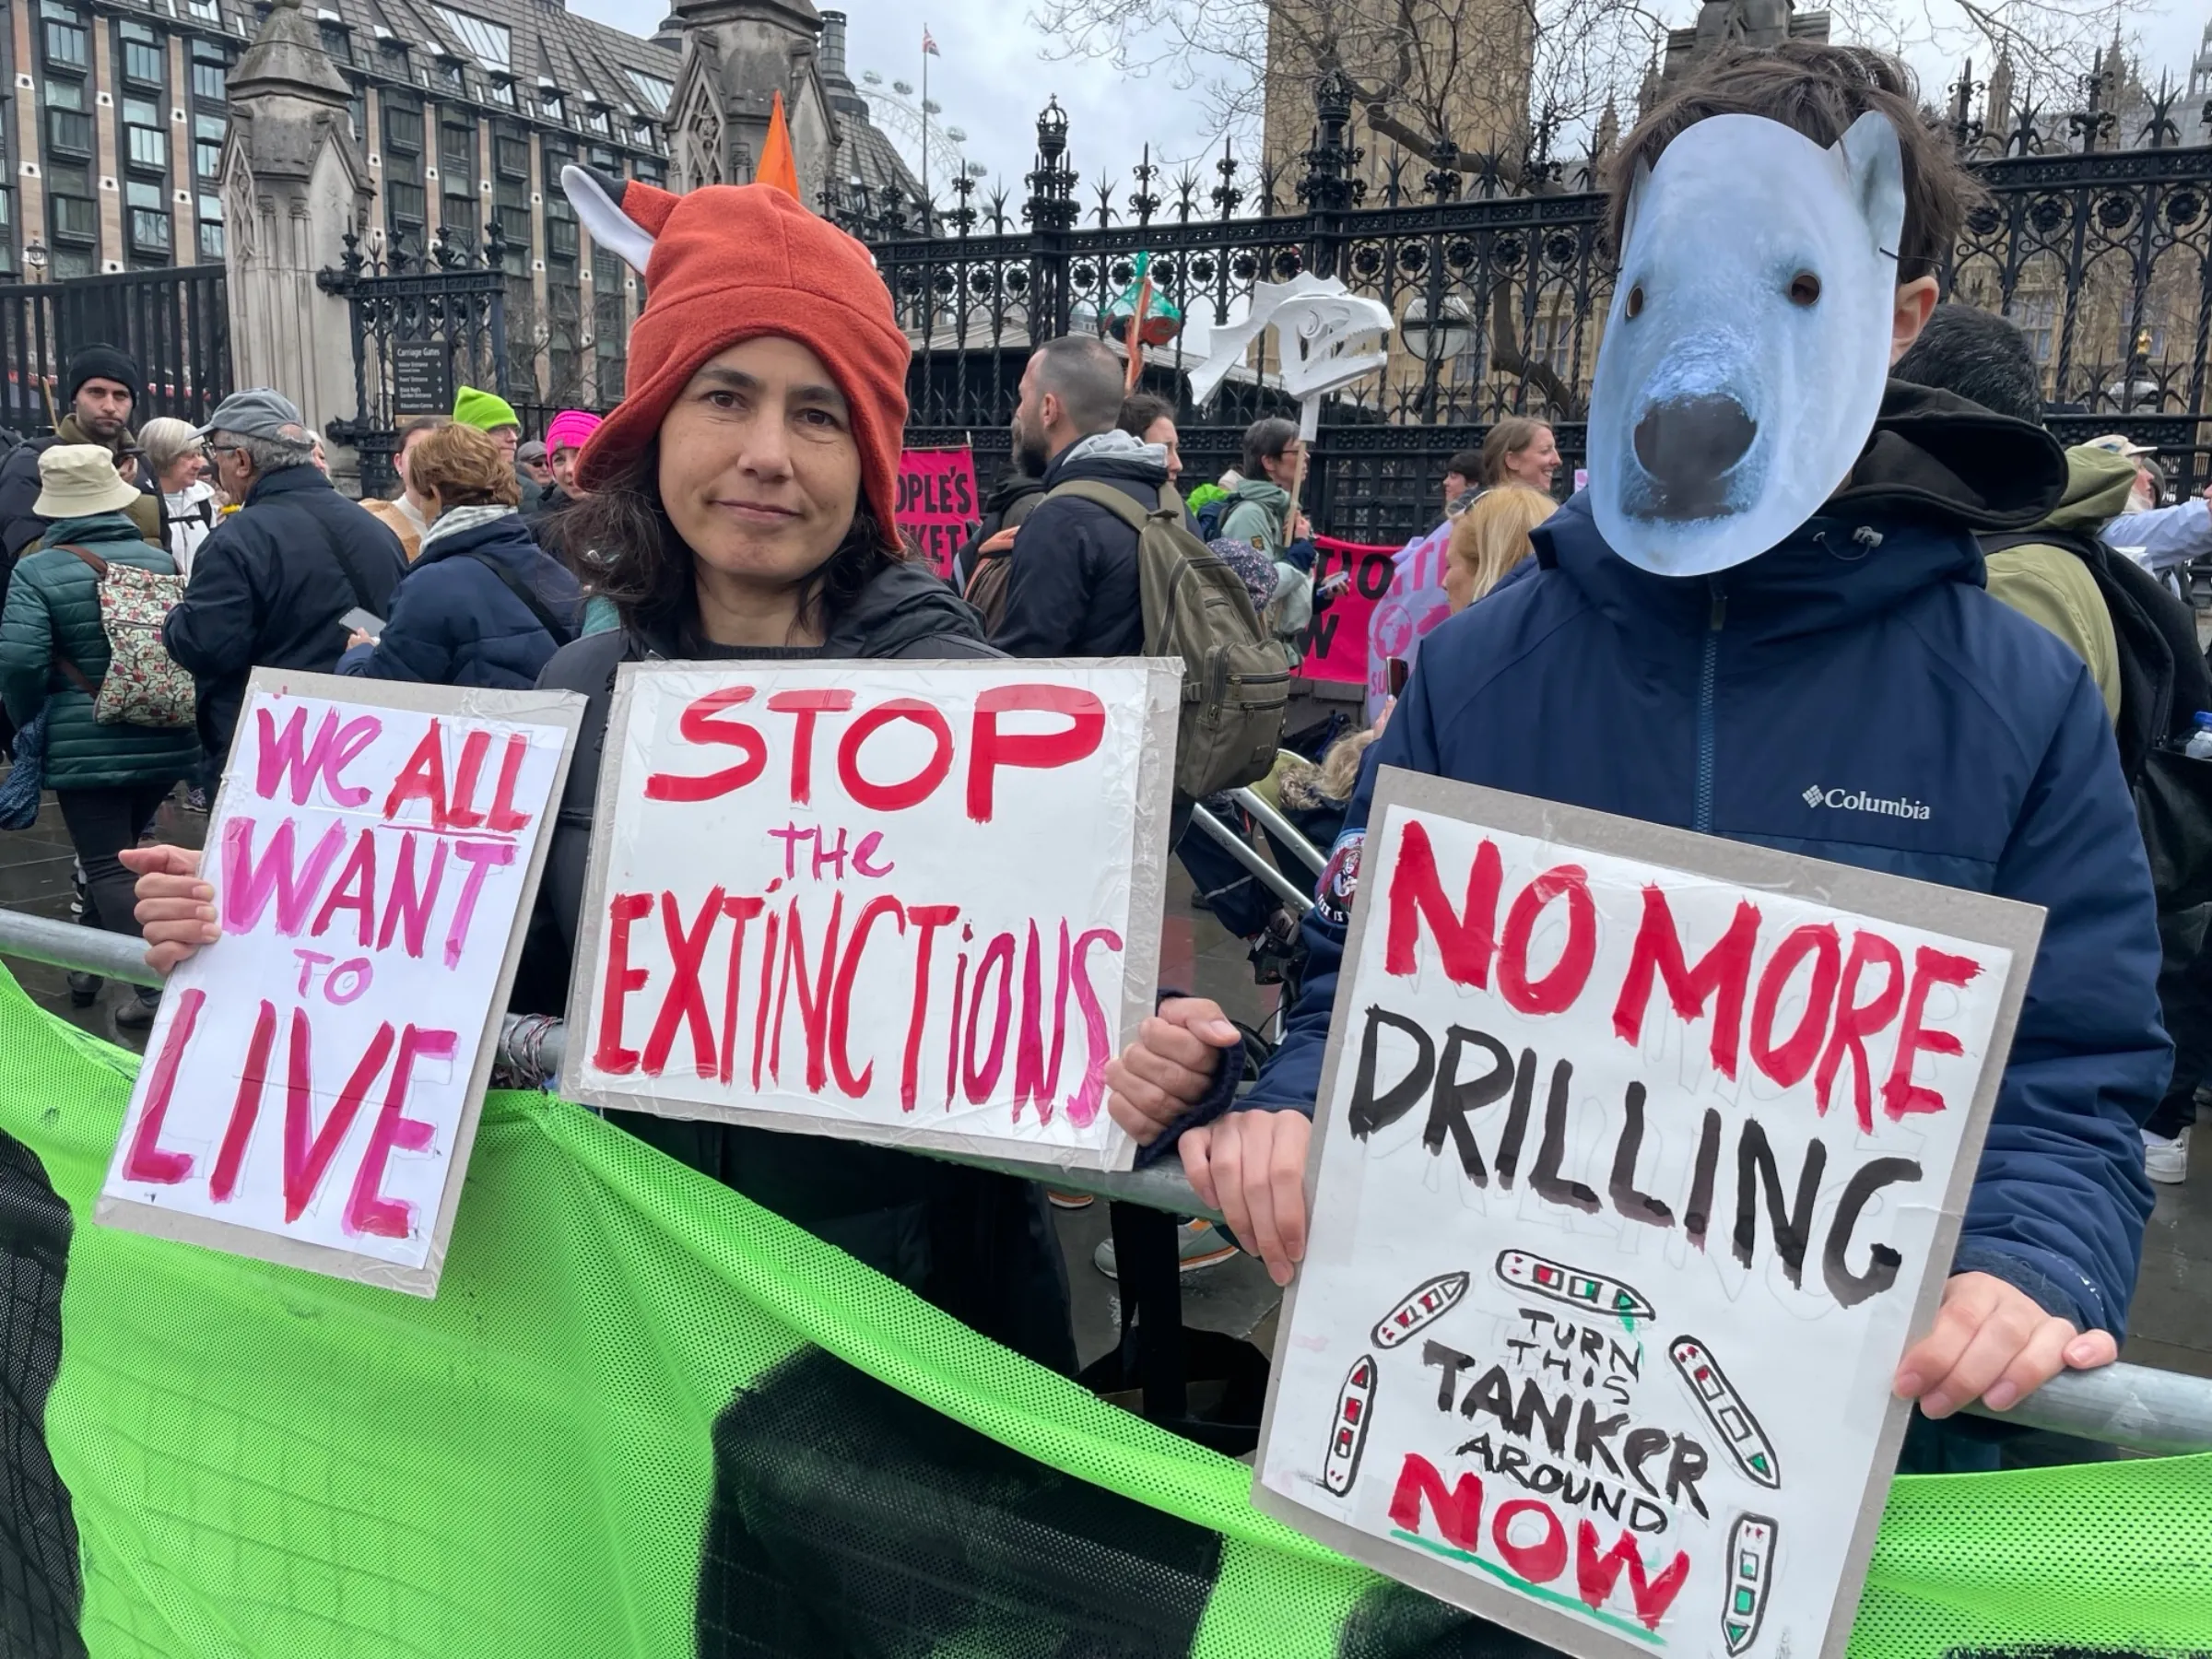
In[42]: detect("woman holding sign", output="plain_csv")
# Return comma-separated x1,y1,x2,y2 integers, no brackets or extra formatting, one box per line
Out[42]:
129,173,1077,1372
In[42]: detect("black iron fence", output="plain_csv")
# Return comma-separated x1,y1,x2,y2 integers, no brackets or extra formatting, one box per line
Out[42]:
0,265,230,438
827,76,2212,549
318,228,510,500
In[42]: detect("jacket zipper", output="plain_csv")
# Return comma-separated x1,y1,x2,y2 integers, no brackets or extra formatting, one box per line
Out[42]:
1696,583,1725,833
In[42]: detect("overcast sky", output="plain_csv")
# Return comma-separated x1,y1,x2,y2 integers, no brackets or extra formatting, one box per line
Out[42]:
569,0,2212,199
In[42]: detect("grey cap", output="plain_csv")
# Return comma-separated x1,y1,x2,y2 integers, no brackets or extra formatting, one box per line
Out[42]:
194,388,311,444
517,439,548,462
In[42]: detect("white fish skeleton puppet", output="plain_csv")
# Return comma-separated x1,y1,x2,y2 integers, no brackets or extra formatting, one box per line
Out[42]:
1587,111,1908,577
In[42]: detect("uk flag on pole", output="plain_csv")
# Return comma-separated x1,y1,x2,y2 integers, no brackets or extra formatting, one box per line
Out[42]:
923,27,940,54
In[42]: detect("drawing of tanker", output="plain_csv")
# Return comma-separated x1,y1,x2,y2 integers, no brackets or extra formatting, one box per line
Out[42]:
1671,1336,1781,1488
1322,1354,1378,1497
1495,1249,1657,1323
1723,1512,1778,1653
1371,1272,1470,1348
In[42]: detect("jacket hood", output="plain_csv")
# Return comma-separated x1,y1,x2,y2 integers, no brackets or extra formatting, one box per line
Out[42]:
1535,382,2070,653
1830,382,2067,531
1230,477,1291,511
827,559,991,656
982,471,1045,514
1045,433,1170,491
2044,444,2140,534
39,512,150,549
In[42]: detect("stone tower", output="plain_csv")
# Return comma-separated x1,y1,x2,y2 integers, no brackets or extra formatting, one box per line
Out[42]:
664,0,840,206
218,0,372,444
1657,0,1830,100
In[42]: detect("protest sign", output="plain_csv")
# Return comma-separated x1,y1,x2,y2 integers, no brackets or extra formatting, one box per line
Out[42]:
1306,535,1402,684
97,671,582,1297
562,660,1180,1170
1365,524,1454,720
1254,772,2041,1659
897,447,981,577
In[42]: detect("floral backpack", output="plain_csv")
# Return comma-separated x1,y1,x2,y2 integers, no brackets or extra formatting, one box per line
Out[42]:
55,546,195,729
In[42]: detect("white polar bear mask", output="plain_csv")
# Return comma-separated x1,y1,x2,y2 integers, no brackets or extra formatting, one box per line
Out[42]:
1588,111,1906,577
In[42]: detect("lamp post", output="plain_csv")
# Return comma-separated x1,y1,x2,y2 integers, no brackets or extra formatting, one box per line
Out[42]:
1401,289,1472,420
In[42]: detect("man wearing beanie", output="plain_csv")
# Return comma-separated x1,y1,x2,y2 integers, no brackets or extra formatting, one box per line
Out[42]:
0,346,160,565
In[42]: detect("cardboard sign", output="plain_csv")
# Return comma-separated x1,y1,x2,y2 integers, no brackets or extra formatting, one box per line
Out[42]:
97,673,582,1297
561,660,1180,1170
1305,535,1403,684
897,447,981,577
1255,772,2041,1659
1365,524,1454,719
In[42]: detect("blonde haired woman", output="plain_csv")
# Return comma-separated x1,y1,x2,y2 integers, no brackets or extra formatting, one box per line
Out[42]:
1444,483,1559,612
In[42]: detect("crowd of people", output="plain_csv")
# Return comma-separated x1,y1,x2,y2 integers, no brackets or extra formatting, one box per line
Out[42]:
0,38,2206,1474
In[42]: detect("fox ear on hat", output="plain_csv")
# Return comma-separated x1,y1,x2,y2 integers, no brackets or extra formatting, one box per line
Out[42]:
559,164,671,276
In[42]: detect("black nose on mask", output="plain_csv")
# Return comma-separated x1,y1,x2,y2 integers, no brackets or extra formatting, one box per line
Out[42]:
1632,394,1758,520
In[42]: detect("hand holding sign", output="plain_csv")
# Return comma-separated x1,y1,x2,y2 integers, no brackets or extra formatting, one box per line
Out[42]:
123,842,219,972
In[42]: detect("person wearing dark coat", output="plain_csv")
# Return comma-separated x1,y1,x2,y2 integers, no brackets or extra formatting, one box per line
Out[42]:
0,346,162,566
129,178,1077,1378
987,335,1166,658
0,446,197,1029
337,424,582,690
161,389,406,765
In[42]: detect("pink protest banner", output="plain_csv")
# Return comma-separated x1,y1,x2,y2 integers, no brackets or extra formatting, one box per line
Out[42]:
897,447,981,577
1304,535,1404,684
97,670,584,1297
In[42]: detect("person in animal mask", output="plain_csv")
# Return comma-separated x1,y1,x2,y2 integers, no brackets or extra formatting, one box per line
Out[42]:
1104,43,2159,1456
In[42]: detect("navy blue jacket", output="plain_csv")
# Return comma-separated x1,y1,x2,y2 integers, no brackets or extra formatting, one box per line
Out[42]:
1236,388,2163,1336
338,508,582,690
164,464,408,763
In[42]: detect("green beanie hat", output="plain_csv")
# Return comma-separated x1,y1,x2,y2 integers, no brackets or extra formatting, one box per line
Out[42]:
453,385,522,432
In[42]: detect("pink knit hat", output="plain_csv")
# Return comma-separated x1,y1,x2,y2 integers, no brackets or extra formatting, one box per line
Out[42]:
546,409,604,454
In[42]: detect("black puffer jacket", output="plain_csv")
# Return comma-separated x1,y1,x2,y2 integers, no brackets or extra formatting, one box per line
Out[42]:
989,434,1167,657
521,560,1072,1368
162,465,408,763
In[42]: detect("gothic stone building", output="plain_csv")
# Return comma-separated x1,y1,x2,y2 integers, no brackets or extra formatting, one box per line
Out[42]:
0,0,915,399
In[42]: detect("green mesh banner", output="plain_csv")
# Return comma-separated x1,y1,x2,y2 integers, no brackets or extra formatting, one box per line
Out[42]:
0,962,2204,1657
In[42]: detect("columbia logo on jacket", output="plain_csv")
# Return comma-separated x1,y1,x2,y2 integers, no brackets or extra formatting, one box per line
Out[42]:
1802,783,1933,820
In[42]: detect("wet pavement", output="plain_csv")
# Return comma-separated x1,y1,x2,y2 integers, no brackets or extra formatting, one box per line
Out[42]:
3,793,2205,1387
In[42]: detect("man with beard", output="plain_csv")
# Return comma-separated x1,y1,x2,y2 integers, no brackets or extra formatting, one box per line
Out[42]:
0,347,160,567
987,335,1165,656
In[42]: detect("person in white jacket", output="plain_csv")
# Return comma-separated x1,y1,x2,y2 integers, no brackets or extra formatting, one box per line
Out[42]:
136,417,219,578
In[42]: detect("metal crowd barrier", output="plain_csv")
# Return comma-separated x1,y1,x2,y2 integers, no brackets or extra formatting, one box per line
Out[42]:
4,905,2210,1456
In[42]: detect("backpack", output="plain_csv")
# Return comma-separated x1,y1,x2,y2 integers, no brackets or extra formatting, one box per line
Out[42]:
1194,496,1232,543
962,544,1014,635
1980,525,2212,908
54,545,194,728
1044,479,1288,799
1977,526,2207,783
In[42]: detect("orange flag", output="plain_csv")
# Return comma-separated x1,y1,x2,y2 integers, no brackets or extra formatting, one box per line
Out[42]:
759,89,801,202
